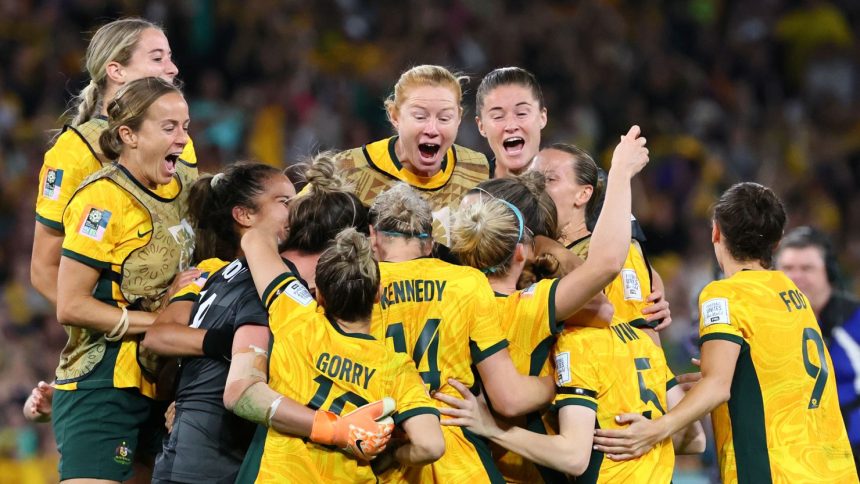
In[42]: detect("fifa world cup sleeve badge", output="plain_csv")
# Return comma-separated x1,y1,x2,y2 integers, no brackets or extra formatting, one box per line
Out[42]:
43,168,64,200
78,206,112,241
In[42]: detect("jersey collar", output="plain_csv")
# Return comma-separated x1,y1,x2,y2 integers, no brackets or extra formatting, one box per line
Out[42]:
363,136,456,191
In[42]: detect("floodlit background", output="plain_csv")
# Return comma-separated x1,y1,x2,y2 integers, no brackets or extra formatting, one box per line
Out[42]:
0,1,858,482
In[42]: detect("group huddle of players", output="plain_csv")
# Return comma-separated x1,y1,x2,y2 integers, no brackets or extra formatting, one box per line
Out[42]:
26,17,857,484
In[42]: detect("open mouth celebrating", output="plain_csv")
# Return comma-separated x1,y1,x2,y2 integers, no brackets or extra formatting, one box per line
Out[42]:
164,153,180,176
418,143,441,161
502,136,525,155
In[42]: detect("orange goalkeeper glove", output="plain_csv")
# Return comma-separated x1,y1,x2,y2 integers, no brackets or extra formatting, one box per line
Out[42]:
310,397,396,460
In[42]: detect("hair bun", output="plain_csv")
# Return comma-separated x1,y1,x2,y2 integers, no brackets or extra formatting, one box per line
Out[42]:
332,227,376,280
517,170,547,198
305,151,349,194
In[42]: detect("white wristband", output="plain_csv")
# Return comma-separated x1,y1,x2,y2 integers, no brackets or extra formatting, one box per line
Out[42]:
105,307,129,342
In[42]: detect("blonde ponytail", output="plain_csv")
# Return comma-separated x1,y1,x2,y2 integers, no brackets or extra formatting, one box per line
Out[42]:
451,197,523,275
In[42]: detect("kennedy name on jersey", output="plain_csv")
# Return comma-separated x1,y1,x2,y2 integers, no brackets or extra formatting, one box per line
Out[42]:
379,279,447,309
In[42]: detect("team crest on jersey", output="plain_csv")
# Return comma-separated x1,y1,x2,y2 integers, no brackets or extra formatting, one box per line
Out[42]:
555,351,571,385
78,206,112,241
43,168,64,200
621,269,643,301
702,298,730,326
113,441,132,465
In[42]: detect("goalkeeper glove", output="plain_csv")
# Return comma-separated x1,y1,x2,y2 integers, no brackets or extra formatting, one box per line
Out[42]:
310,397,396,460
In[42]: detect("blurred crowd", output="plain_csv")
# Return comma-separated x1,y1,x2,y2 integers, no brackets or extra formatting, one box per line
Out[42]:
0,0,858,481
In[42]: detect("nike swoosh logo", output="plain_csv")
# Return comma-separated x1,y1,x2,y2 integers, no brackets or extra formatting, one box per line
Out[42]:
138,228,153,238
355,439,366,456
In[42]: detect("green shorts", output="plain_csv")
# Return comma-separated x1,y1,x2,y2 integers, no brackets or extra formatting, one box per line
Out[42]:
53,387,166,481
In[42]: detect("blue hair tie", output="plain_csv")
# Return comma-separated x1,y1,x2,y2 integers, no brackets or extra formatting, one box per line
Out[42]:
498,200,524,245
379,229,430,240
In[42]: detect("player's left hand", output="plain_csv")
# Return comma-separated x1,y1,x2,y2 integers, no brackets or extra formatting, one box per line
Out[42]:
642,289,671,331
592,413,665,461
162,268,202,307
434,378,502,439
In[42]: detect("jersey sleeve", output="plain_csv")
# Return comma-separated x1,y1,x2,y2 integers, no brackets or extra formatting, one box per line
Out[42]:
553,329,601,412
538,278,563,335
467,276,508,364
61,182,125,269
170,258,230,303
263,272,317,333
665,366,678,392
390,353,440,425
36,133,95,231
698,281,746,347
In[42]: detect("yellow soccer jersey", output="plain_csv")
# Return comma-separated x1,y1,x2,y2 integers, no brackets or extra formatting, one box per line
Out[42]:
552,321,675,483
698,270,856,483
569,236,654,329
373,257,508,483
36,118,196,231
496,278,563,378
257,272,439,484
336,137,489,245
56,177,183,396
170,258,230,303
494,279,567,484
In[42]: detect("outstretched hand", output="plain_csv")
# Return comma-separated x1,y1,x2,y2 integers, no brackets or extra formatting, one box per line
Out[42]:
610,126,650,177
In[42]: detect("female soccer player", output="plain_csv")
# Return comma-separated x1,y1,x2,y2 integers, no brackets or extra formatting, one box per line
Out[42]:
32,17,197,305
475,69,670,334
474,67,546,179
592,182,856,483
233,217,444,482
336,64,490,245
368,182,557,483
142,162,292,484
143,155,396,483
449,127,652,482
52,77,194,483
533,143,670,343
